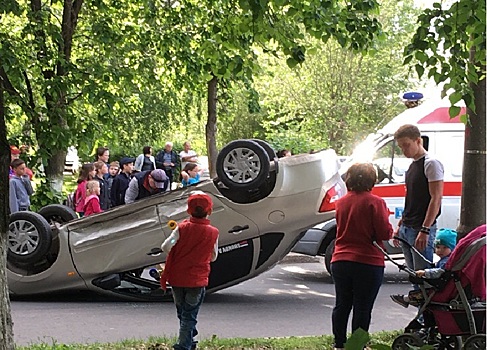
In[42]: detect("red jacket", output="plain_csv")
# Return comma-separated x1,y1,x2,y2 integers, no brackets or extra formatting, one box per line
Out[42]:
84,195,102,216
162,217,219,288
331,191,393,267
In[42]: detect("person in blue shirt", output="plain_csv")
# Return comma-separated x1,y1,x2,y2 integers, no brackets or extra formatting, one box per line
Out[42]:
9,159,31,213
180,163,204,187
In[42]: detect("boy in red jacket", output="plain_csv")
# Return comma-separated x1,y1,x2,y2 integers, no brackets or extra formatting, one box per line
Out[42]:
161,191,219,350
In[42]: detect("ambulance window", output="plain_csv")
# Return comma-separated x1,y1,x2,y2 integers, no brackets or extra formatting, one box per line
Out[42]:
372,140,411,184
434,133,464,178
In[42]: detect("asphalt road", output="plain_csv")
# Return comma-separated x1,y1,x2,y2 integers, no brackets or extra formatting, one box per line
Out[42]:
10,255,417,346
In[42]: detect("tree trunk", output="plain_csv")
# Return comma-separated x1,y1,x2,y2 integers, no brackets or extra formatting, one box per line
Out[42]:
45,150,67,193
206,76,218,178
458,73,486,238
0,80,15,350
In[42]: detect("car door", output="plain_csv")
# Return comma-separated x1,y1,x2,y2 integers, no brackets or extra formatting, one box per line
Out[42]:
68,190,259,279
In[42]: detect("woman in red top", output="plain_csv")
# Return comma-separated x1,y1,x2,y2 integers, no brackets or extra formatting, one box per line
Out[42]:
331,163,393,350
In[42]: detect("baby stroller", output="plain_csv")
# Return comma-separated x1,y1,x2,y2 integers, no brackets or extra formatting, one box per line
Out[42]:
375,224,486,350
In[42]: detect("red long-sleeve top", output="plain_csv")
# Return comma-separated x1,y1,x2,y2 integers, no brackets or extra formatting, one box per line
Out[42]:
84,195,102,217
331,191,393,267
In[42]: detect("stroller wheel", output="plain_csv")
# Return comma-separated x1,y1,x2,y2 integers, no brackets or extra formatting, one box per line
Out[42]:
435,335,462,350
392,333,423,350
463,334,486,350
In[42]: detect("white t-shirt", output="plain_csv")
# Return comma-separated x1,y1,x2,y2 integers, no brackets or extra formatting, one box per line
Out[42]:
180,150,197,169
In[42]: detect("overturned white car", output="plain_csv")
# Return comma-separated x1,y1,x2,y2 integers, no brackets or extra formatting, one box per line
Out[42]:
8,140,345,301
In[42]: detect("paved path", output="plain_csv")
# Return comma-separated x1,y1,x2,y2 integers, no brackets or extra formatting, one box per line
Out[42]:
11,256,416,345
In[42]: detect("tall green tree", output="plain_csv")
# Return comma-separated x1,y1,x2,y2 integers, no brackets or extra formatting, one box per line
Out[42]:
152,0,385,175
404,0,486,236
250,0,421,155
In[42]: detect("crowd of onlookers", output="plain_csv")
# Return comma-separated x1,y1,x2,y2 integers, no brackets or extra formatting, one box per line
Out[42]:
8,141,292,217
72,141,206,217
8,141,205,218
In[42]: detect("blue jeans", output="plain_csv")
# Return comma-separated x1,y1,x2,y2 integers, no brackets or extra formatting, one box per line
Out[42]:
331,261,384,348
399,224,436,270
172,287,206,350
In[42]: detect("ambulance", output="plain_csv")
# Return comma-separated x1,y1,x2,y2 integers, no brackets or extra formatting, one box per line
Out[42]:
293,97,466,273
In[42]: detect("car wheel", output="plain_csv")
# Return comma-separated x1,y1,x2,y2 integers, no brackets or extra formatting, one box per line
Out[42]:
324,239,335,275
216,139,270,190
391,333,424,350
38,204,78,226
251,139,277,161
8,211,52,265
464,334,486,350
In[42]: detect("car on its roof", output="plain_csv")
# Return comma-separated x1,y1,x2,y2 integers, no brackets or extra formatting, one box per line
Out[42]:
7,139,345,301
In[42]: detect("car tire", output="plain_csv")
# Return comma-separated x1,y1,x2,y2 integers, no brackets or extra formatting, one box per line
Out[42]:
38,204,78,226
251,139,277,161
8,211,53,265
216,139,270,190
324,239,335,275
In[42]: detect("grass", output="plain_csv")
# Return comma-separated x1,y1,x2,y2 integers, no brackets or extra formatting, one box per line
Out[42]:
15,331,403,350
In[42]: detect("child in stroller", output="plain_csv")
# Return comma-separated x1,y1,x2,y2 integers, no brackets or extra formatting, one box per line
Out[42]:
375,224,486,350
390,228,457,308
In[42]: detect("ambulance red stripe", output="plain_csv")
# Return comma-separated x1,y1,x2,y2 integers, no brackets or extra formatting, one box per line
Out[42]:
371,181,462,197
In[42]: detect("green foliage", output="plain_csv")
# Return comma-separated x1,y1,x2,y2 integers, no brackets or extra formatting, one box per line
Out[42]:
252,0,422,155
15,330,404,350
29,178,64,211
1,0,406,196
403,0,486,114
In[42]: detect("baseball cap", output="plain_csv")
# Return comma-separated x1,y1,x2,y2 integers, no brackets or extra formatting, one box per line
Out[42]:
10,145,21,155
187,192,213,216
435,228,457,250
150,169,167,188
119,157,135,166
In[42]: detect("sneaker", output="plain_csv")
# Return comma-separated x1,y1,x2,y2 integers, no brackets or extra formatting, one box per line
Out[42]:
391,294,409,308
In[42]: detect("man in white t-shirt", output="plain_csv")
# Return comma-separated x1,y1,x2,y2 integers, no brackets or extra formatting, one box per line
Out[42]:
179,141,198,170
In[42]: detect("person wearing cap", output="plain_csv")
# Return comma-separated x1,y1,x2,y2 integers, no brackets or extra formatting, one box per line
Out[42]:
124,168,168,204
155,141,179,189
160,192,219,350
391,228,457,308
110,157,135,207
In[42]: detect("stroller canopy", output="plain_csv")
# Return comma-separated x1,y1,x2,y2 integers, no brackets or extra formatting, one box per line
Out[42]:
433,224,486,302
